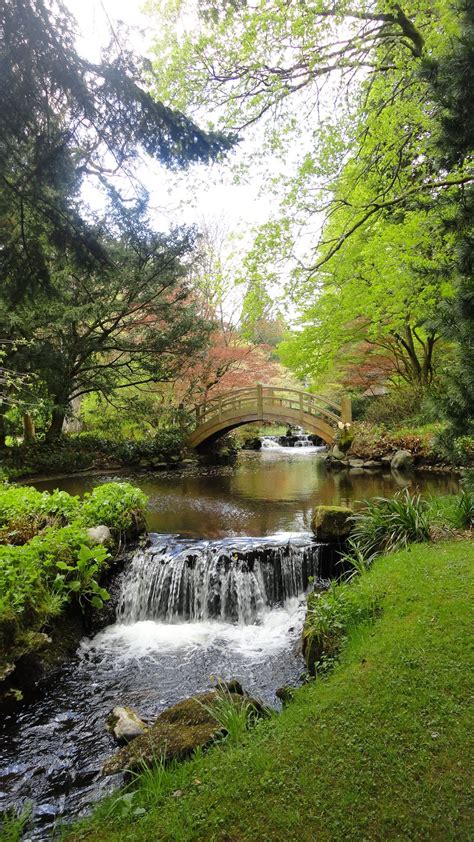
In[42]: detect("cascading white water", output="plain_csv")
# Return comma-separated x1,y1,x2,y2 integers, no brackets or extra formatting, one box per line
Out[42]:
118,534,321,625
259,430,325,452
261,436,281,449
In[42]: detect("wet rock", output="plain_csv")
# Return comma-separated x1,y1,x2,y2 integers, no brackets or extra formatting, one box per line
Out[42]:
35,803,59,821
311,505,353,541
217,678,244,696
391,450,414,470
349,458,364,468
363,460,383,469
332,445,346,460
46,760,73,788
103,690,262,776
86,525,111,545
107,706,147,744
276,685,295,705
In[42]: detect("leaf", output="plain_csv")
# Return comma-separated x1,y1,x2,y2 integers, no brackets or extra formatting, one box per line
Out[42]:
90,595,104,609
69,580,81,592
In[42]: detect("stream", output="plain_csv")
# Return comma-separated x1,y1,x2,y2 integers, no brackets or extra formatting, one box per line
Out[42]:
0,448,458,838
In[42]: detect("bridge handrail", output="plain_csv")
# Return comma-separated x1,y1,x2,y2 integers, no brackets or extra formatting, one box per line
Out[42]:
194,384,347,427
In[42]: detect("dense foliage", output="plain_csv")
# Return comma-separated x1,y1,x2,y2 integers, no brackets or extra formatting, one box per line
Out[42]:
0,481,148,677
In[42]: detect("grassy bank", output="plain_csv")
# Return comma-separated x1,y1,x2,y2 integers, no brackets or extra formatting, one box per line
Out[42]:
65,537,473,842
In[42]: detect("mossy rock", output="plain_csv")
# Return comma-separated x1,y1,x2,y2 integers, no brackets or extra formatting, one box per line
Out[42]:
311,505,353,540
102,691,259,776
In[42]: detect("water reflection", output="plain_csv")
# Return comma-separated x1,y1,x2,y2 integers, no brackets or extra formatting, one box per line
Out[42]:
33,451,459,539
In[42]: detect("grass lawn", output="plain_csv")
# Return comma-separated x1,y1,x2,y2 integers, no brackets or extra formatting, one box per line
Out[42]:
66,538,473,842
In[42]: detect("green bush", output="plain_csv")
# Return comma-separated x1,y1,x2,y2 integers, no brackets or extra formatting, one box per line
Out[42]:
363,388,422,427
432,430,474,466
0,524,108,645
349,422,443,461
115,428,186,464
0,485,81,543
350,489,431,557
80,482,148,532
0,481,148,664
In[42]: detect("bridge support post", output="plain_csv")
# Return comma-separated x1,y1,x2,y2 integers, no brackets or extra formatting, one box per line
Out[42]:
341,396,352,424
299,392,304,424
257,383,263,421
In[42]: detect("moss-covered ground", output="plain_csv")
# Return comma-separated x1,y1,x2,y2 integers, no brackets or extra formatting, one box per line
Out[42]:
65,538,473,842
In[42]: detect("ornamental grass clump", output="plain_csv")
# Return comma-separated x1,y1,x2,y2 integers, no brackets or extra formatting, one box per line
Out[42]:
350,489,431,558
199,687,261,744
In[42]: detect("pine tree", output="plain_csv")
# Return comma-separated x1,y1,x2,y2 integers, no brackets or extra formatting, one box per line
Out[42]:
424,3,474,434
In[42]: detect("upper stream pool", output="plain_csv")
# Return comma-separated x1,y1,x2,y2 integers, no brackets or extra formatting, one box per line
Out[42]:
32,449,458,538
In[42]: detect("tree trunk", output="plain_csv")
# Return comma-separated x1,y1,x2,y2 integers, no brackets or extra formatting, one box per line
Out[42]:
23,413,36,443
46,408,66,441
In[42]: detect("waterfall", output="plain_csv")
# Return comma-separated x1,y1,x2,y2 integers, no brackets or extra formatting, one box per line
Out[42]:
261,436,281,449
260,432,325,451
118,534,321,625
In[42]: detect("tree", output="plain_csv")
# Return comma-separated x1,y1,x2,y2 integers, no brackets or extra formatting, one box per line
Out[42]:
174,221,283,403
278,185,455,391
423,3,474,433
150,0,469,267
149,1,472,409
0,0,234,436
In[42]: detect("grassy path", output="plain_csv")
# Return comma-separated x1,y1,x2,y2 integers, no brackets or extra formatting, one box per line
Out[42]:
68,539,473,842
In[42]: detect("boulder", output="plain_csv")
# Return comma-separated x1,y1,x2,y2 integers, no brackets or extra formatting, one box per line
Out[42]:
332,445,346,460
103,690,262,776
86,525,111,545
107,706,147,744
363,460,383,469
349,458,364,468
311,505,353,540
390,450,414,471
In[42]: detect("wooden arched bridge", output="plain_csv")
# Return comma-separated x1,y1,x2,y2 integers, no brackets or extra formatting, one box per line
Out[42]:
187,384,352,449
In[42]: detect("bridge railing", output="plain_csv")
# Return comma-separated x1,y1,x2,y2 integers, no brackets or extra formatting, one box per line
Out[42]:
194,384,351,427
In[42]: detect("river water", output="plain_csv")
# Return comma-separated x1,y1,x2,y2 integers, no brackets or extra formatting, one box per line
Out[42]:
0,450,458,837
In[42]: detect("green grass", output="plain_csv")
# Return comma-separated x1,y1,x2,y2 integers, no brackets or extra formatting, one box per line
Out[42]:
65,538,474,842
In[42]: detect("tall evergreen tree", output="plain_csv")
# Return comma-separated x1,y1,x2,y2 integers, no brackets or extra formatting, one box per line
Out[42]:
424,3,474,433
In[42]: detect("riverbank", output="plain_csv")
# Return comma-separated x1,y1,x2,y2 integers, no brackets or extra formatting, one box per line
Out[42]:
0,482,148,707
64,537,473,842
0,432,237,482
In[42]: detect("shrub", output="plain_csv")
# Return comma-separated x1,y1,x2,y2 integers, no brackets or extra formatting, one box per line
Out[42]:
432,430,474,466
349,422,443,461
0,485,81,544
363,388,421,427
80,482,148,532
0,524,109,647
0,481,148,664
349,489,431,556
